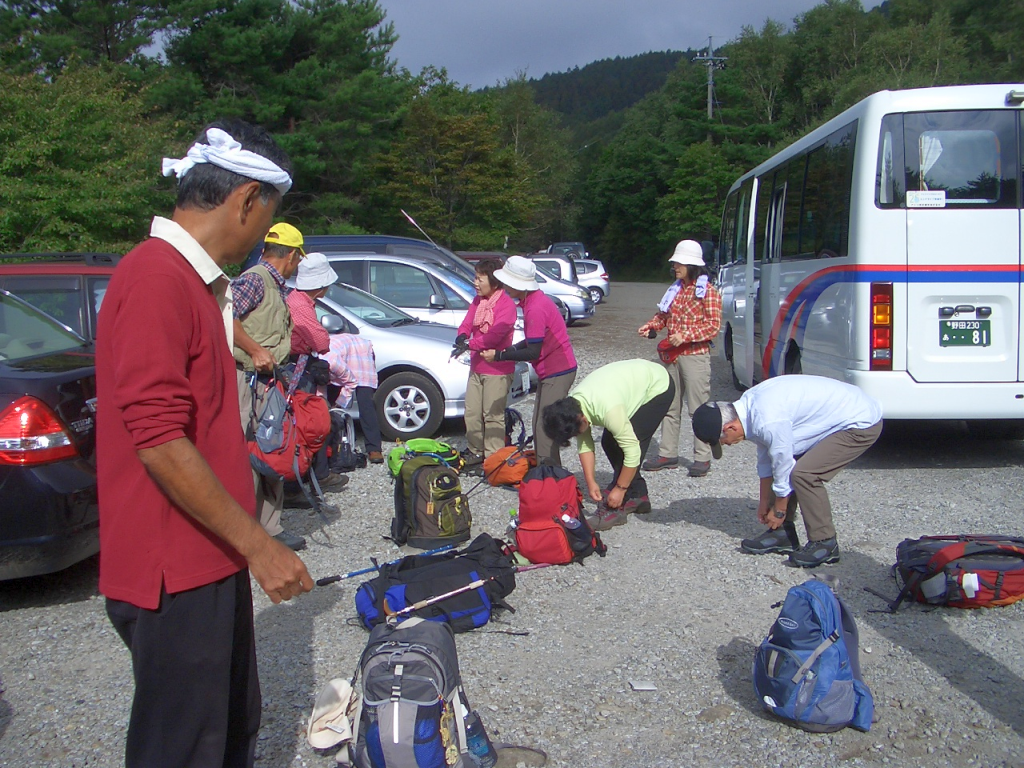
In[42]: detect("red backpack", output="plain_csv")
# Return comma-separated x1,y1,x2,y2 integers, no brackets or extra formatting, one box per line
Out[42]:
514,465,606,565
248,376,330,483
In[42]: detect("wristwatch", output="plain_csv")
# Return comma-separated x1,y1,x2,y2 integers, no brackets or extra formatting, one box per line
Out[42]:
773,509,786,519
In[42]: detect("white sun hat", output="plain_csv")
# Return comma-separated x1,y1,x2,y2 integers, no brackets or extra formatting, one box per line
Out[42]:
295,252,337,291
668,240,705,267
493,255,540,292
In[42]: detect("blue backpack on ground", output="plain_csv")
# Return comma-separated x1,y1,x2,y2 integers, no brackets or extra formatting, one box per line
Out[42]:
753,578,873,732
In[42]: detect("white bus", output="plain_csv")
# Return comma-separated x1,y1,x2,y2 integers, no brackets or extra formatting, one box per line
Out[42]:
716,83,1024,429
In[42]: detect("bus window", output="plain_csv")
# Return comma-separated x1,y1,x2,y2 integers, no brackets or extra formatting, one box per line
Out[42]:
800,121,857,258
876,114,905,208
780,161,805,260
903,111,1018,208
734,179,753,263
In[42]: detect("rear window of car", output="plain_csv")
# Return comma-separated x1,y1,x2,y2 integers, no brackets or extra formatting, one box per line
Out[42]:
0,292,88,361
0,275,85,336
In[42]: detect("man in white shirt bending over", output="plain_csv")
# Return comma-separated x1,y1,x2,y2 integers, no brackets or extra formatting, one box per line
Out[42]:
691,375,883,568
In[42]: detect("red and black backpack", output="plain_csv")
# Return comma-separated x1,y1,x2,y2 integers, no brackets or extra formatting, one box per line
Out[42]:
514,465,606,565
885,535,1024,610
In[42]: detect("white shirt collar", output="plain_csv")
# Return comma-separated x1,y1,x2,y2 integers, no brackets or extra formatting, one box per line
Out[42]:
149,216,235,347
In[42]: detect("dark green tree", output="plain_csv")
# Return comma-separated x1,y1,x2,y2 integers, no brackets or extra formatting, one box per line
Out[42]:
152,0,412,228
0,0,165,75
367,70,539,250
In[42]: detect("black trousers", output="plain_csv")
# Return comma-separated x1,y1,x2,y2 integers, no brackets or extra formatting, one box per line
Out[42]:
355,386,382,453
106,570,261,768
600,379,676,500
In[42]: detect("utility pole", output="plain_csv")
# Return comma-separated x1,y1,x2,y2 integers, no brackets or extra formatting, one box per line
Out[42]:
694,36,727,139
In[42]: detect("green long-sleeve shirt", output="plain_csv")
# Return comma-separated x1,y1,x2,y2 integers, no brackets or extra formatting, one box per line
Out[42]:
571,359,671,467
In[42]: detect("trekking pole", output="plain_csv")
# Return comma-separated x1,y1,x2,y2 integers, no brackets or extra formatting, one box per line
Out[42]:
384,562,555,622
315,544,457,587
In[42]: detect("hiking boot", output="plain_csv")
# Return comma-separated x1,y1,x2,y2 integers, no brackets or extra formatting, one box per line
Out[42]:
740,523,800,555
688,460,711,478
368,451,384,464
584,505,628,531
785,538,840,568
461,450,484,467
273,530,307,551
317,473,350,493
623,495,652,515
642,455,678,472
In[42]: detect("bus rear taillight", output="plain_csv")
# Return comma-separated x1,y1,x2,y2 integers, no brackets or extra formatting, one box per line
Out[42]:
870,282,893,371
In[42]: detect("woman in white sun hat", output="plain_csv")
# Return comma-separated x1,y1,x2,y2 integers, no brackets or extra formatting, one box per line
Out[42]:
481,255,577,467
638,239,722,477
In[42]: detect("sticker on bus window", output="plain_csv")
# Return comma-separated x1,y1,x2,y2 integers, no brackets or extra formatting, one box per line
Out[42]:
907,190,946,208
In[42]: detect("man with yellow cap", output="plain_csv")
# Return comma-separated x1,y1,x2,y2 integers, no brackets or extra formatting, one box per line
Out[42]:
233,222,307,550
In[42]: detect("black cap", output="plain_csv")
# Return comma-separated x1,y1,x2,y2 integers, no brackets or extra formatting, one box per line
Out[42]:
692,402,724,459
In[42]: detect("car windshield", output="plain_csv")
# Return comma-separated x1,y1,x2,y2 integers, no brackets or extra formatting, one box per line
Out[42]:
322,283,418,328
0,291,89,361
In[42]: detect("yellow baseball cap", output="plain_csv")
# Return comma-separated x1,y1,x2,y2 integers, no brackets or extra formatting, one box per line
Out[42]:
265,222,305,255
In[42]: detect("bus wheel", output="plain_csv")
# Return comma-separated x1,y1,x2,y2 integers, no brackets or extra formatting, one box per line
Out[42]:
784,346,802,376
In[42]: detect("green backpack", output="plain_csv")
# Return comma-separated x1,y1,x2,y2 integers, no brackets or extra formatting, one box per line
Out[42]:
386,438,463,478
391,456,472,549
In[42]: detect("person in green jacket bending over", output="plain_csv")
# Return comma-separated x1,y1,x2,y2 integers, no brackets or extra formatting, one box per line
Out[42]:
542,359,675,531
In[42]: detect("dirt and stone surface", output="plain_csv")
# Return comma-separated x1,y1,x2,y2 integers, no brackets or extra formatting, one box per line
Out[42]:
3,282,1024,767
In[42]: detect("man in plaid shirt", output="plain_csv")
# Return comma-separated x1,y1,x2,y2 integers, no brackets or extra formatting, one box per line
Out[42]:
638,240,722,477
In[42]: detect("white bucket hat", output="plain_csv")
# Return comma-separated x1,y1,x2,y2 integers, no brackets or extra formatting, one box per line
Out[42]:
295,252,337,291
307,678,359,749
493,255,540,292
668,240,705,267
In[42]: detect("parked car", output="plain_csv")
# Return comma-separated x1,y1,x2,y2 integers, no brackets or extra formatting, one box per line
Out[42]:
0,252,120,341
572,259,611,304
323,253,475,327
531,267,595,325
306,281,531,439
528,253,580,285
248,234,476,282
547,241,589,259
0,290,98,580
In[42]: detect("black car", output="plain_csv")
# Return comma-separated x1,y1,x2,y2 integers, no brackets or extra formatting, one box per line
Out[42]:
0,290,97,580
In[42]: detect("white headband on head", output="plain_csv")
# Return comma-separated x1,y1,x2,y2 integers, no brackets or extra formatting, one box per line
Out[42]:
161,127,292,195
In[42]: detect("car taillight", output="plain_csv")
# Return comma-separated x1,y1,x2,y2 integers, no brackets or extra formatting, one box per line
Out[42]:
600,273,609,279
870,282,893,371
0,396,79,465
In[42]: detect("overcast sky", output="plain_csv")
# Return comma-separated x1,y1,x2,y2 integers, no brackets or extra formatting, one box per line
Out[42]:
377,0,882,90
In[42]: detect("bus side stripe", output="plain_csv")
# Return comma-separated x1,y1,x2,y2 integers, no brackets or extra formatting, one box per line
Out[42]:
761,264,1021,377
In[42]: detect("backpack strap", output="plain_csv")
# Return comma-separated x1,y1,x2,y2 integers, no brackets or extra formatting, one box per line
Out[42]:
790,629,840,684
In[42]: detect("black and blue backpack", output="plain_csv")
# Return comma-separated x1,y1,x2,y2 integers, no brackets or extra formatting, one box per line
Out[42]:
753,578,873,732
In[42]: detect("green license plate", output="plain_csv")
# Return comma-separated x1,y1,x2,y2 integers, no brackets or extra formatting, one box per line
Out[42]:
939,319,991,347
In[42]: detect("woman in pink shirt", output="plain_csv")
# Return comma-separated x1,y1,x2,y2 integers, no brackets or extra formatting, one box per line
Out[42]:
456,259,516,465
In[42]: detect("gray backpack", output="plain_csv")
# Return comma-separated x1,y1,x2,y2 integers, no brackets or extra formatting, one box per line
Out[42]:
351,618,471,768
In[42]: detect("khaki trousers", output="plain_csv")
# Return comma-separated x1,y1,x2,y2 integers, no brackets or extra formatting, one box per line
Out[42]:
237,370,284,537
771,420,883,542
464,372,514,457
532,370,577,466
658,353,712,462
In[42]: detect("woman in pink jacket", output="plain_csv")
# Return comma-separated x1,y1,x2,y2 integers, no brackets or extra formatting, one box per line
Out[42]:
456,259,517,466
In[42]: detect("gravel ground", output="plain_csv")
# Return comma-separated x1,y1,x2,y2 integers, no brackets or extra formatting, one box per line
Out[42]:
3,282,1024,768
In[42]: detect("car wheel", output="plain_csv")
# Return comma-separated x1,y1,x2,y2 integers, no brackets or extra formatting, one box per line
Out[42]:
559,302,570,324
588,286,604,304
374,372,444,440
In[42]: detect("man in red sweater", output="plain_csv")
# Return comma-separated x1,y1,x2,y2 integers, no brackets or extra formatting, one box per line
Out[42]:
96,119,313,768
